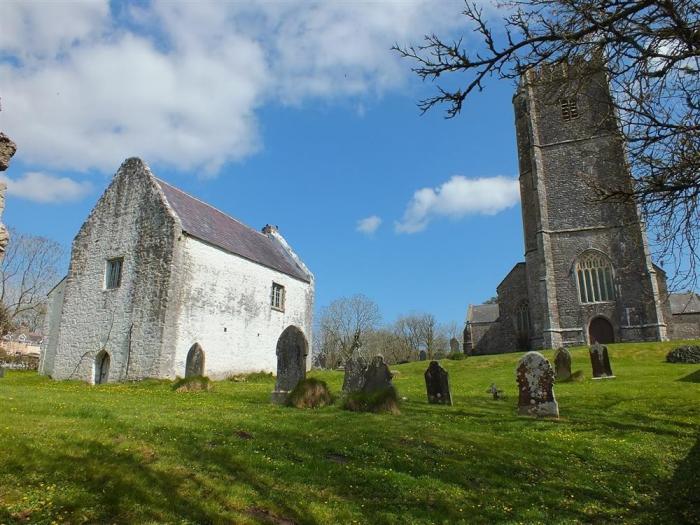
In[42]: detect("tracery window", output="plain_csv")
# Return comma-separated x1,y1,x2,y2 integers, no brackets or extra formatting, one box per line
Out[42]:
576,252,615,303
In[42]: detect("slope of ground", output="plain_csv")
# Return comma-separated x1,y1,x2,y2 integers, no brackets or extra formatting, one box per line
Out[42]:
0,341,698,524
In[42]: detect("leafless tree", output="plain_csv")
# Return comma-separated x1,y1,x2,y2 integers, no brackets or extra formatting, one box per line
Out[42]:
394,0,699,287
0,229,65,334
393,312,440,358
315,294,382,367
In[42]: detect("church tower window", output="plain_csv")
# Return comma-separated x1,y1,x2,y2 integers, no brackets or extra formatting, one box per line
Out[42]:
576,252,615,303
560,97,579,121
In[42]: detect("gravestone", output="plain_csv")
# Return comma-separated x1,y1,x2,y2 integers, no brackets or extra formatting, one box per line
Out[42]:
418,350,427,361
362,355,393,393
589,343,614,379
0,367,4,378
487,383,503,400
516,351,559,418
554,347,572,381
271,327,307,404
449,338,460,353
342,351,367,394
424,361,452,405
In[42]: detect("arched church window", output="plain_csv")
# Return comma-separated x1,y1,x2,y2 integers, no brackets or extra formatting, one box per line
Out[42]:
515,302,531,337
576,252,615,303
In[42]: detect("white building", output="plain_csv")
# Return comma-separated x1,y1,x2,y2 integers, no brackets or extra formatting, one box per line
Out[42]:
40,158,314,384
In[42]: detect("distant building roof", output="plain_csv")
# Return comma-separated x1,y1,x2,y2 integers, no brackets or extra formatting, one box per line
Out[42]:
468,303,500,324
155,178,310,283
669,292,700,315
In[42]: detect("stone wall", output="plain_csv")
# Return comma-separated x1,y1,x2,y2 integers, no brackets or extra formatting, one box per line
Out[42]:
496,263,529,352
167,235,314,379
47,159,179,382
671,313,700,341
39,279,66,376
469,321,505,356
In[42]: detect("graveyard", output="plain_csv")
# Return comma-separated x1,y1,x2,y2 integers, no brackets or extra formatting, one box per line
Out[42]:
1,340,698,524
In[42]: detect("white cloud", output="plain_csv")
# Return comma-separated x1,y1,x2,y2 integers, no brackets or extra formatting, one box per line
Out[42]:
1,172,93,203
0,0,466,176
357,215,382,235
395,175,520,233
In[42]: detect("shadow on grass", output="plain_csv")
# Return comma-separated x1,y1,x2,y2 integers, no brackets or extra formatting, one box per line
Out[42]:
678,369,700,383
645,433,700,524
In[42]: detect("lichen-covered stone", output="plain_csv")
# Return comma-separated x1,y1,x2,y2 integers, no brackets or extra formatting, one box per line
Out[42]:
516,351,559,417
666,345,700,364
424,360,452,405
554,347,572,381
0,133,17,171
589,343,614,378
342,350,367,394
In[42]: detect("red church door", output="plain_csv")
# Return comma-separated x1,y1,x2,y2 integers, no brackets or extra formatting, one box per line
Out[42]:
589,317,614,344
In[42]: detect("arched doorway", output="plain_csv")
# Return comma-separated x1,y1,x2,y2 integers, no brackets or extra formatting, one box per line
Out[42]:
95,351,110,385
589,317,615,344
185,344,205,377
274,326,308,393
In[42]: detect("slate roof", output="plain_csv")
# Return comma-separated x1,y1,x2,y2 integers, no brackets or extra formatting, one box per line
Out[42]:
468,303,500,324
155,178,310,283
669,292,700,315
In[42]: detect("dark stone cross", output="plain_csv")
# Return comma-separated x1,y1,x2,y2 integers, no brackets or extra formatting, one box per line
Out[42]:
424,361,452,405
342,351,367,394
361,355,393,393
589,343,614,379
554,347,572,381
516,351,559,418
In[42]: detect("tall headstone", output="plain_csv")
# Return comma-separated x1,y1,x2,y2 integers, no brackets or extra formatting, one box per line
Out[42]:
449,338,460,353
361,355,393,393
424,361,452,405
0,367,5,378
553,347,572,381
516,351,559,418
589,343,614,379
418,350,427,361
342,351,367,394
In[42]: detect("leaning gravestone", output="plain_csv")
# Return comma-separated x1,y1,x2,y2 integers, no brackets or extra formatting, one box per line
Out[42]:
554,347,572,381
342,351,367,394
418,350,427,361
362,355,393,393
449,338,460,353
516,351,559,418
424,361,452,405
589,343,615,379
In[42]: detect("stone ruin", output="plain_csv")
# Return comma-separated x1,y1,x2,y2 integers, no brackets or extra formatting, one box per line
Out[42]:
424,360,452,405
554,347,572,381
516,351,559,418
0,132,15,260
589,343,614,379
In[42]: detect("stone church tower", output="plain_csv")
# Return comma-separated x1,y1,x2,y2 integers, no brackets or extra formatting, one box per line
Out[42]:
509,58,668,348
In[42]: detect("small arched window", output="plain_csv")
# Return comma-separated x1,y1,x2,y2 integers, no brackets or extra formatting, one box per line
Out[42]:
515,302,531,336
576,252,615,303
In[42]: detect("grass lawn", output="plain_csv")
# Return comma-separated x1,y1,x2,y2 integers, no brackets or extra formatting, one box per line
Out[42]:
1,341,699,525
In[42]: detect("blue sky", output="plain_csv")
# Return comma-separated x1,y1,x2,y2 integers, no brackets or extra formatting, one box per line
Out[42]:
1,0,532,327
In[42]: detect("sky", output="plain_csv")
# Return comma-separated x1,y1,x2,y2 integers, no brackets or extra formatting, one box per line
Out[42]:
1,0,531,327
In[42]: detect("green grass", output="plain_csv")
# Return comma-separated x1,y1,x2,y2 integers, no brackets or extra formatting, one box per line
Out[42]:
1,340,698,524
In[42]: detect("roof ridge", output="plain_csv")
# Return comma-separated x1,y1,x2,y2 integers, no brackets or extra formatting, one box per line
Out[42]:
154,176,269,240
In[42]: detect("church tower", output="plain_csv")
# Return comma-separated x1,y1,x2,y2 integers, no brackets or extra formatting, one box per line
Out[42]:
512,58,668,348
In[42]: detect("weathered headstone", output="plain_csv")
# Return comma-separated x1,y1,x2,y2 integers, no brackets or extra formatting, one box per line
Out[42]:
0,367,5,378
418,350,427,361
342,351,367,394
361,355,393,393
424,361,452,405
516,351,559,418
271,327,307,404
589,343,614,379
554,347,572,381
449,338,460,353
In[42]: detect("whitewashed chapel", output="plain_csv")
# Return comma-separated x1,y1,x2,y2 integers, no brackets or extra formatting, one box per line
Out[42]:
40,158,314,384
